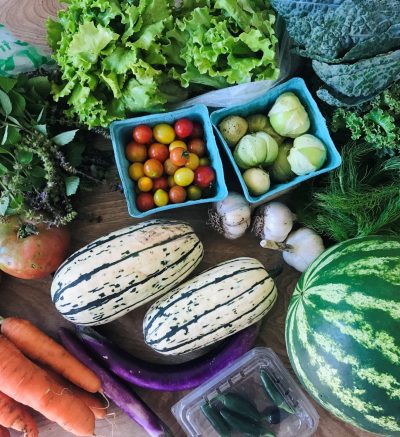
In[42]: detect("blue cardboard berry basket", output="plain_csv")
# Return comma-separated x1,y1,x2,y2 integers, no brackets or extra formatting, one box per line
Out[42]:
210,77,342,204
110,104,228,218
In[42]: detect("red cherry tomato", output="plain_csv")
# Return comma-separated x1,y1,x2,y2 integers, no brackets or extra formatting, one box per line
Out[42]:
174,118,193,139
188,138,206,157
152,176,169,192
194,166,215,189
143,159,164,179
125,142,147,162
191,122,204,138
0,217,70,279
170,148,189,166
169,185,187,204
148,143,169,163
133,125,153,144
136,192,154,211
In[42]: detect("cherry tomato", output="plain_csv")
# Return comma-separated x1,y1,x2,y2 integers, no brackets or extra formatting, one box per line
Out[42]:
174,118,193,139
136,193,154,211
188,138,206,157
169,140,187,151
169,185,187,204
125,141,147,162
199,156,211,166
153,189,169,207
187,185,202,200
185,153,200,171
133,125,153,144
167,175,176,187
174,167,194,187
170,148,189,166
191,121,204,138
143,159,164,179
152,177,169,192
128,162,145,181
137,176,153,192
153,124,175,144
0,217,70,279
164,159,180,176
148,143,169,163
194,166,215,189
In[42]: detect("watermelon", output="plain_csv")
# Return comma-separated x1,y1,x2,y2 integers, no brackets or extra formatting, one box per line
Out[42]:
285,235,400,436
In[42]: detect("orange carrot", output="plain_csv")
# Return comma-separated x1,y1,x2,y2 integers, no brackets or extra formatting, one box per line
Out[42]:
0,425,10,437
0,391,38,437
44,367,107,420
0,317,101,393
0,336,95,436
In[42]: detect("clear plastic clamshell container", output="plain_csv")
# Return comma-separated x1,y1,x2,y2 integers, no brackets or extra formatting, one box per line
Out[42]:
172,347,319,437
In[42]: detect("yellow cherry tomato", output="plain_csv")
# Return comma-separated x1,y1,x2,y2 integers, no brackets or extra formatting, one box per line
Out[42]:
185,153,200,171
153,189,169,207
187,185,202,200
137,176,153,192
153,124,176,144
169,140,187,151
128,162,145,181
174,167,194,187
168,175,176,187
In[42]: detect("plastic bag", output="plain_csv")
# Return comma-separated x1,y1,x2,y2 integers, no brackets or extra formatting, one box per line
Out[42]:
0,24,53,76
173,18,300,109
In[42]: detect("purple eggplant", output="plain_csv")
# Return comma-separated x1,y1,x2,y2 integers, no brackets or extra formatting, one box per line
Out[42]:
77,324,260,391
59,328,173,437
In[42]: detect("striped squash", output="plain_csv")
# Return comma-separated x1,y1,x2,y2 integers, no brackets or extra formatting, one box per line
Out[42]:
51,219,203,326
144,257,277,355
286,235,400,435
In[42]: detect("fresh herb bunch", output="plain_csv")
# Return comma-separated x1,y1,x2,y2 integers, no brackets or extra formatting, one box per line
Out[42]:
331,83,400,157
0,74,106,227
297,142,400,242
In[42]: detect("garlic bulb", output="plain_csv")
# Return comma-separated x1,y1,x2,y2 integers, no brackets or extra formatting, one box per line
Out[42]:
253,202,295,242
260,227,325,272
283,228,325,272
208,192,251,239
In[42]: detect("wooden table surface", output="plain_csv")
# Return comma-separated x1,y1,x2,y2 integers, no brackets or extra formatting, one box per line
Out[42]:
0,2,373,437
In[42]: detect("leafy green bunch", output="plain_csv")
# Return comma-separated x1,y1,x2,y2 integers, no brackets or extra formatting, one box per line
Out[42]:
298,143,400,242
0,74,101,227
331,83,400,157
48,0,279,128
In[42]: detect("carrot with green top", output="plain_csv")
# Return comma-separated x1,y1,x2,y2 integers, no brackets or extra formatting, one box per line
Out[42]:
0,317,101,393
0,335,95,436
0,391,38,437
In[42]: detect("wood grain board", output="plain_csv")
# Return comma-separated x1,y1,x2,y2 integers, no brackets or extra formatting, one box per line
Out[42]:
0,2,374,437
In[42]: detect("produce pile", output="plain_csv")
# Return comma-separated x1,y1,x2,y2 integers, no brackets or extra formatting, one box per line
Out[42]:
125,118,216,212
218,91,328,196
0,1,399,437
48,0,279,128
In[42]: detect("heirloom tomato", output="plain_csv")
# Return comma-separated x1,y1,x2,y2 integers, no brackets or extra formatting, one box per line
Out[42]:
0,217,70,279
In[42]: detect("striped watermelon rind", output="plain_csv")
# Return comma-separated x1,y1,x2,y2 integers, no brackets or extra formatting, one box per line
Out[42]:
285,235,400,436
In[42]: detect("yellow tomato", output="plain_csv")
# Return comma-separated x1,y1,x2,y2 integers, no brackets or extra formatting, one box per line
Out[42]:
128,162,145,181
174,167,194,187
169,140,187,151
154,189,169,207
137,176,153,192
185,153,200,171
153,124,176,144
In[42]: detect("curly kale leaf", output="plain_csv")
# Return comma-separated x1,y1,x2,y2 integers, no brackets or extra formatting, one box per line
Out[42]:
331,83,400,156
